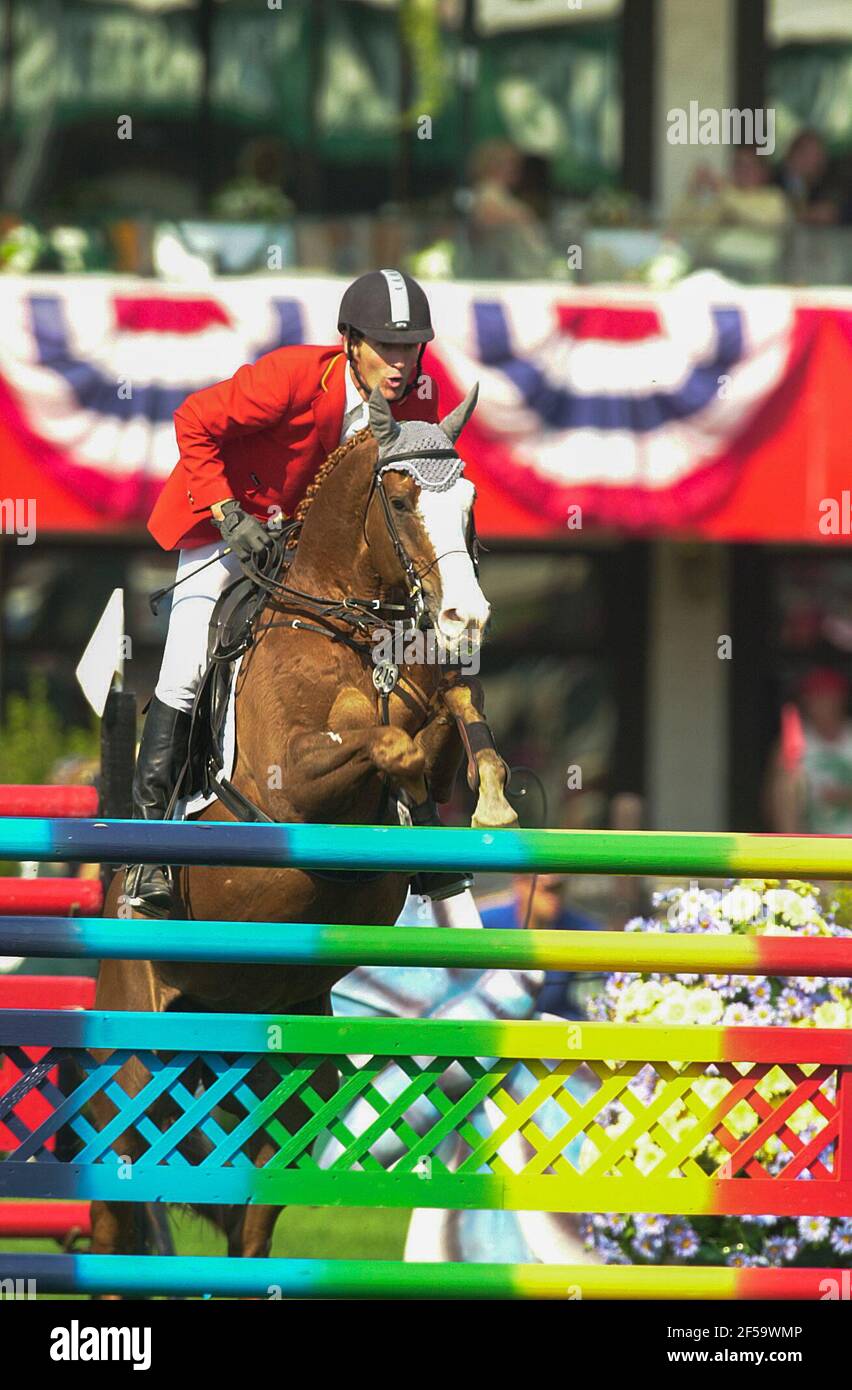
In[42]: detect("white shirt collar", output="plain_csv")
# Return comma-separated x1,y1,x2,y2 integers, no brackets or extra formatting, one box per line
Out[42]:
339,365,370,443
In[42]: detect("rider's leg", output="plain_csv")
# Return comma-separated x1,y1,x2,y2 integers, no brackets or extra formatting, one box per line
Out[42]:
125,541,242,915
398,790,474,901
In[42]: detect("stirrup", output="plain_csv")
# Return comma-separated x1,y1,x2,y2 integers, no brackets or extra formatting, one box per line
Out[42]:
123,862,176,919
411,870,474,902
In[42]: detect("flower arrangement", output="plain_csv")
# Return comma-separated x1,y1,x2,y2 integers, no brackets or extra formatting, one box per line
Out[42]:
580,880,852,1268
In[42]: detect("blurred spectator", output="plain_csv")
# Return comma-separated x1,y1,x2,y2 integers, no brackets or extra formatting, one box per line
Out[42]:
765,668,852,834
673,147,790,231
773,130,839,226
669,146,789,282
825,151,852,227
515,152,554,224
464,139,553,277
478,872,605,1021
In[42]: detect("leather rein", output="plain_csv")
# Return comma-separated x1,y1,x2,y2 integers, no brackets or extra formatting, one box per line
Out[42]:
240,452,482,728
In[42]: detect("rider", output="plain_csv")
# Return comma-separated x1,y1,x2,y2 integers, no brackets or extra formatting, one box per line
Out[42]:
126,269,467,916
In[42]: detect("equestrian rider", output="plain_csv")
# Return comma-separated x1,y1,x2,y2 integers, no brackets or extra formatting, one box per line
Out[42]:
126,269,464,915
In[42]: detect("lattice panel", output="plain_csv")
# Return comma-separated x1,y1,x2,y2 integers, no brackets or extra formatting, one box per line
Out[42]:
2,1013,850,1215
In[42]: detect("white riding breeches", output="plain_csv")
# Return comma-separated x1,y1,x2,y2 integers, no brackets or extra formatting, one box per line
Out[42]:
154,541,243,713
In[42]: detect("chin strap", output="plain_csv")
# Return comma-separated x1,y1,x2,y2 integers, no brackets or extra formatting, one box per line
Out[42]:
345,337,427,405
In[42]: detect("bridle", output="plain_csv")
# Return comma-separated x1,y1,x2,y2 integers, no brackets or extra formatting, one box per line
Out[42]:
364,447,480,628
245,445,481,643
200,440,487,850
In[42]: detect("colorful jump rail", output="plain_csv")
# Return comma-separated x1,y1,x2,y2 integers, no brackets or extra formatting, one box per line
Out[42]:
0,817,851,878
1,1011,851,1215
2,812,852,1300
1,916,852,976
0,1253,843,1300
0,882,103,915
0,784,105,915
0,786,99,818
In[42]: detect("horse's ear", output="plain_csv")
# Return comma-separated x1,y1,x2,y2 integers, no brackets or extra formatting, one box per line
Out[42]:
369,386,401,449
439,383,479,444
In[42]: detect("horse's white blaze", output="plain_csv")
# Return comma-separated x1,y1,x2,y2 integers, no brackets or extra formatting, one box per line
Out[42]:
416,479,490,650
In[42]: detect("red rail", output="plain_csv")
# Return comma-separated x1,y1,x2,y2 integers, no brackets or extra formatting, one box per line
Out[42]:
0,785,99,817
0,878,103,915
0,1202,91,1239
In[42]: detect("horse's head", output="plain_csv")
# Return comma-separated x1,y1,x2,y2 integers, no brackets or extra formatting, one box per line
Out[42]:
366,385,489,657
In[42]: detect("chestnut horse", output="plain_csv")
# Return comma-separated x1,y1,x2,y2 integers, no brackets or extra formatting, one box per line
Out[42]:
91,385,517,1271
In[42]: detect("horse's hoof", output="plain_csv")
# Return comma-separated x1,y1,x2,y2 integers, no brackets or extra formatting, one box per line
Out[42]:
471,805,520,830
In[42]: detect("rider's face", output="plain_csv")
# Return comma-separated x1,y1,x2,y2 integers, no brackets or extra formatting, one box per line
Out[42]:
349,334,421,400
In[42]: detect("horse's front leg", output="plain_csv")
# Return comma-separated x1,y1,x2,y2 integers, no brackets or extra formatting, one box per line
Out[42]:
278,685,429,818
440,677,519,829
413,696,466,804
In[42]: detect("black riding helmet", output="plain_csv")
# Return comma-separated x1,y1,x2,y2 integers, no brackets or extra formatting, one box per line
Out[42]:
339,269,434,403
338,269,434,345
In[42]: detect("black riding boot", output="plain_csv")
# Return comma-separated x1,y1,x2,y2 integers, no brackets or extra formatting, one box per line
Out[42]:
401,791,474,901
124,696,192,918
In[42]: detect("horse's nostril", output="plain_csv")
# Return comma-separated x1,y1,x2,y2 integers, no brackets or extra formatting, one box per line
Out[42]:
441,608,465,629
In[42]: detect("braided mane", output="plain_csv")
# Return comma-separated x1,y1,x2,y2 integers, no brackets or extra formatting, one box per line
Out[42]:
284,427,372,553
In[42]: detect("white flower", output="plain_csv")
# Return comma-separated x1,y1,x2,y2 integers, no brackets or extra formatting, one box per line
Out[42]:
652,983,692,1025
814,1001,848,1029
720,887,762,923
687,989,724,1025
751,1002,776,1026
764,889,812,928
724,1002,753,1025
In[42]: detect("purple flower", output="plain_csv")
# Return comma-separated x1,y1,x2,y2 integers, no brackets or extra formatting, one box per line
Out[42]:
748,978,772,1004
777,988,803,1019
725,1249,755,1267
671,1229,700,1257
764,1235,795,1264
635,1213,667,1236
597,1236,631,1264
592,1212,627,1235
829,1225,852,1255
632,1233,664,1259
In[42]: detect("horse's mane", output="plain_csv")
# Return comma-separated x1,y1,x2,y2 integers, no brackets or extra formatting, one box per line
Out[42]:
284,427,373,553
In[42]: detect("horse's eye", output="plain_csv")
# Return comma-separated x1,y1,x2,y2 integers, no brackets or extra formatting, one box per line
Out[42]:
391,498,407,513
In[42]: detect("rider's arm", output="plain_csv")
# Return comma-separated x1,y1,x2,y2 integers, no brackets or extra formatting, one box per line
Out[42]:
174,350,294,517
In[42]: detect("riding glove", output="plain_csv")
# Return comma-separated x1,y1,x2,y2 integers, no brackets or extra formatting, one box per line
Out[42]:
212,499,276,562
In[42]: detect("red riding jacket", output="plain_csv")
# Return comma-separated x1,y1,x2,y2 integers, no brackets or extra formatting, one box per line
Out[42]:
147,345,440,551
